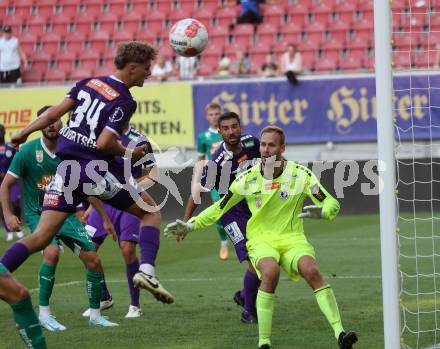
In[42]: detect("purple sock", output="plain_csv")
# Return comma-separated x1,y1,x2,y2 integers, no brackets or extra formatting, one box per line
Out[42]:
0,242,30,272
139,226,160,266
126,260,140,307
101,274,111,301
243,269,260,316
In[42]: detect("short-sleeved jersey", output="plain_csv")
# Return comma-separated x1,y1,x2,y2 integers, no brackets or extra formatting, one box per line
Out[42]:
192,161,340,244
8,138,59,215
200,134,260,196
56,75,137,161
116,126,156,179
197,128,223,160
0,143,16,177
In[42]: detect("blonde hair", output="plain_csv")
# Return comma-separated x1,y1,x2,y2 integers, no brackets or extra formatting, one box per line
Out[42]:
260,126,285,145
205,102,222,113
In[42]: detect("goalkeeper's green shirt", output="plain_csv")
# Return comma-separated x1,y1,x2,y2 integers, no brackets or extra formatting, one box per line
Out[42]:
197,128,223,160
8,138,59,216
192,161,340,244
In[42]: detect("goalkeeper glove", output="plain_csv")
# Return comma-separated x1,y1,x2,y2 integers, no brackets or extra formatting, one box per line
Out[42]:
164,219,195,238
298,205,323,219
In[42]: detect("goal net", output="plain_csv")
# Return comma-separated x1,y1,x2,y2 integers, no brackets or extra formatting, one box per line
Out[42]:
391,0,440,348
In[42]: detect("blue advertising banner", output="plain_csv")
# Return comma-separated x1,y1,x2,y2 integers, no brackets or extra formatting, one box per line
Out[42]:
193,74,440,144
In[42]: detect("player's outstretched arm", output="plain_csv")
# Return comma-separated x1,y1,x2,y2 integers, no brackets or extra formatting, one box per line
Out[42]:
96,129,147,161
0,173,21,231
11,99,75,148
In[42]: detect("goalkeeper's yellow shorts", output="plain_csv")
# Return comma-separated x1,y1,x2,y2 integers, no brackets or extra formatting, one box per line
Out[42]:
248,239,316,281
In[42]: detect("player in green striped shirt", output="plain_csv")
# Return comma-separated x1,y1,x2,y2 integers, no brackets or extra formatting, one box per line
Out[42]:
0,106,118,330
166,126,358,349
194,102,229,260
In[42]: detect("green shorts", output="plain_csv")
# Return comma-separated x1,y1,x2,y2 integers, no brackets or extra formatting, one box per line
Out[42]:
248,239,316,281
0,262,9,274
26,213,96,255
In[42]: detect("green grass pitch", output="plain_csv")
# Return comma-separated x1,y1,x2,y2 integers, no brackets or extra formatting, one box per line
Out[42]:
0,215,385,349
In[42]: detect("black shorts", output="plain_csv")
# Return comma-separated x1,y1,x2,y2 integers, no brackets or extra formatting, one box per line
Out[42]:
0,68,21,83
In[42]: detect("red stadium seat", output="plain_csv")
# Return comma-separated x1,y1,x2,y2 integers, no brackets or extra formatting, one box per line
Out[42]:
209,25,229,47
89,31,110,51
70,68,93,81
286,2,309,26
203,42,224,58
106,0,126,13
98,11,119,32
327,20,350,41
304,21,326,43
215,6,237,27
231,23,254,46
14,0,33,18
401,13,427,32
135,28,158,44
310,1,333,24
50,13,72,35
321,37,344,57
345,35,370,58
262,4,285,26
393,32,420,50
75,12,96,33
334,0,357,23
201,54,220,69
112,29,134,45
65,31,87,52
27,15,47,35
146,11,166,32
22,69,44,83
193,7,215,26
30,50,52,71
37,2,55,17
345,48,367,61
122,11,143,32
392,52,412,69
42,32,62,53
93,65,113,76
363,55,375,70
352,17,373,37
130,0,150,14
314,56,338,72
58,0,78,18
300,50,316,71
430,13,440,30
176,0,197,11
413,50,436,69
249,41,271,62
256,22,279,45
391,0,408,12
20,32,38,53
158,42,174,59
54,50,76,71
169,8,193,24
199,0,220,11
339,55,362,71
80,0,104,15
299,39,320,53
45,69,67,83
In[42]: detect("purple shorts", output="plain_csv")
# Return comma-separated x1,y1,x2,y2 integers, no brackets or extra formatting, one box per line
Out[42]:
10,182,20,204
86,202,140,245
219,201,251,263
42,159,138,213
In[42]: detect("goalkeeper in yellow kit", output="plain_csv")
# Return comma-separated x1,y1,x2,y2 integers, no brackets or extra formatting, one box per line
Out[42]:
165,126,358,349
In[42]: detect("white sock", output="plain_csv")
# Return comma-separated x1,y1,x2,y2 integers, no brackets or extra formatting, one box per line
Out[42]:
39,305,51,318
221,240,228,247
89,308,101,321
139,263,155,277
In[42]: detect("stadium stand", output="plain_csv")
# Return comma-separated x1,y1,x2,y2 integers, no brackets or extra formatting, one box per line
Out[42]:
1,0,438,83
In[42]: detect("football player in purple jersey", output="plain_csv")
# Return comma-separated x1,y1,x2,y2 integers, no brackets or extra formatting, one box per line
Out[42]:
1,41,174,304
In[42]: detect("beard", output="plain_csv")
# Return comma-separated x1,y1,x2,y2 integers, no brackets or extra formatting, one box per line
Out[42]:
42,130,59,141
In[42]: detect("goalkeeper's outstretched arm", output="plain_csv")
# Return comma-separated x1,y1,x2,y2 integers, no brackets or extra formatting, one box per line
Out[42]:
191,189,244,230
304,172,340,221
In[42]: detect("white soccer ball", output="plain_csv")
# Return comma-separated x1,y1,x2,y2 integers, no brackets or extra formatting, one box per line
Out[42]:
169,18,209,57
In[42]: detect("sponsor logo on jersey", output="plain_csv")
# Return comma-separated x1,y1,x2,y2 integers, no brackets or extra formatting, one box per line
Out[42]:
86,79,120,101
109,107,124,122
36,150,43,163
37,174,55,191
5,149,12,158
237,154,248,164
265,182,281,190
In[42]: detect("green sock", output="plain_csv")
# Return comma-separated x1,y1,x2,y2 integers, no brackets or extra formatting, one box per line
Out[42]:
314,285,344,339
86,270,103,309
11,296,47,349
38,263,56,307
256,289,275,347
215,221,228,241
